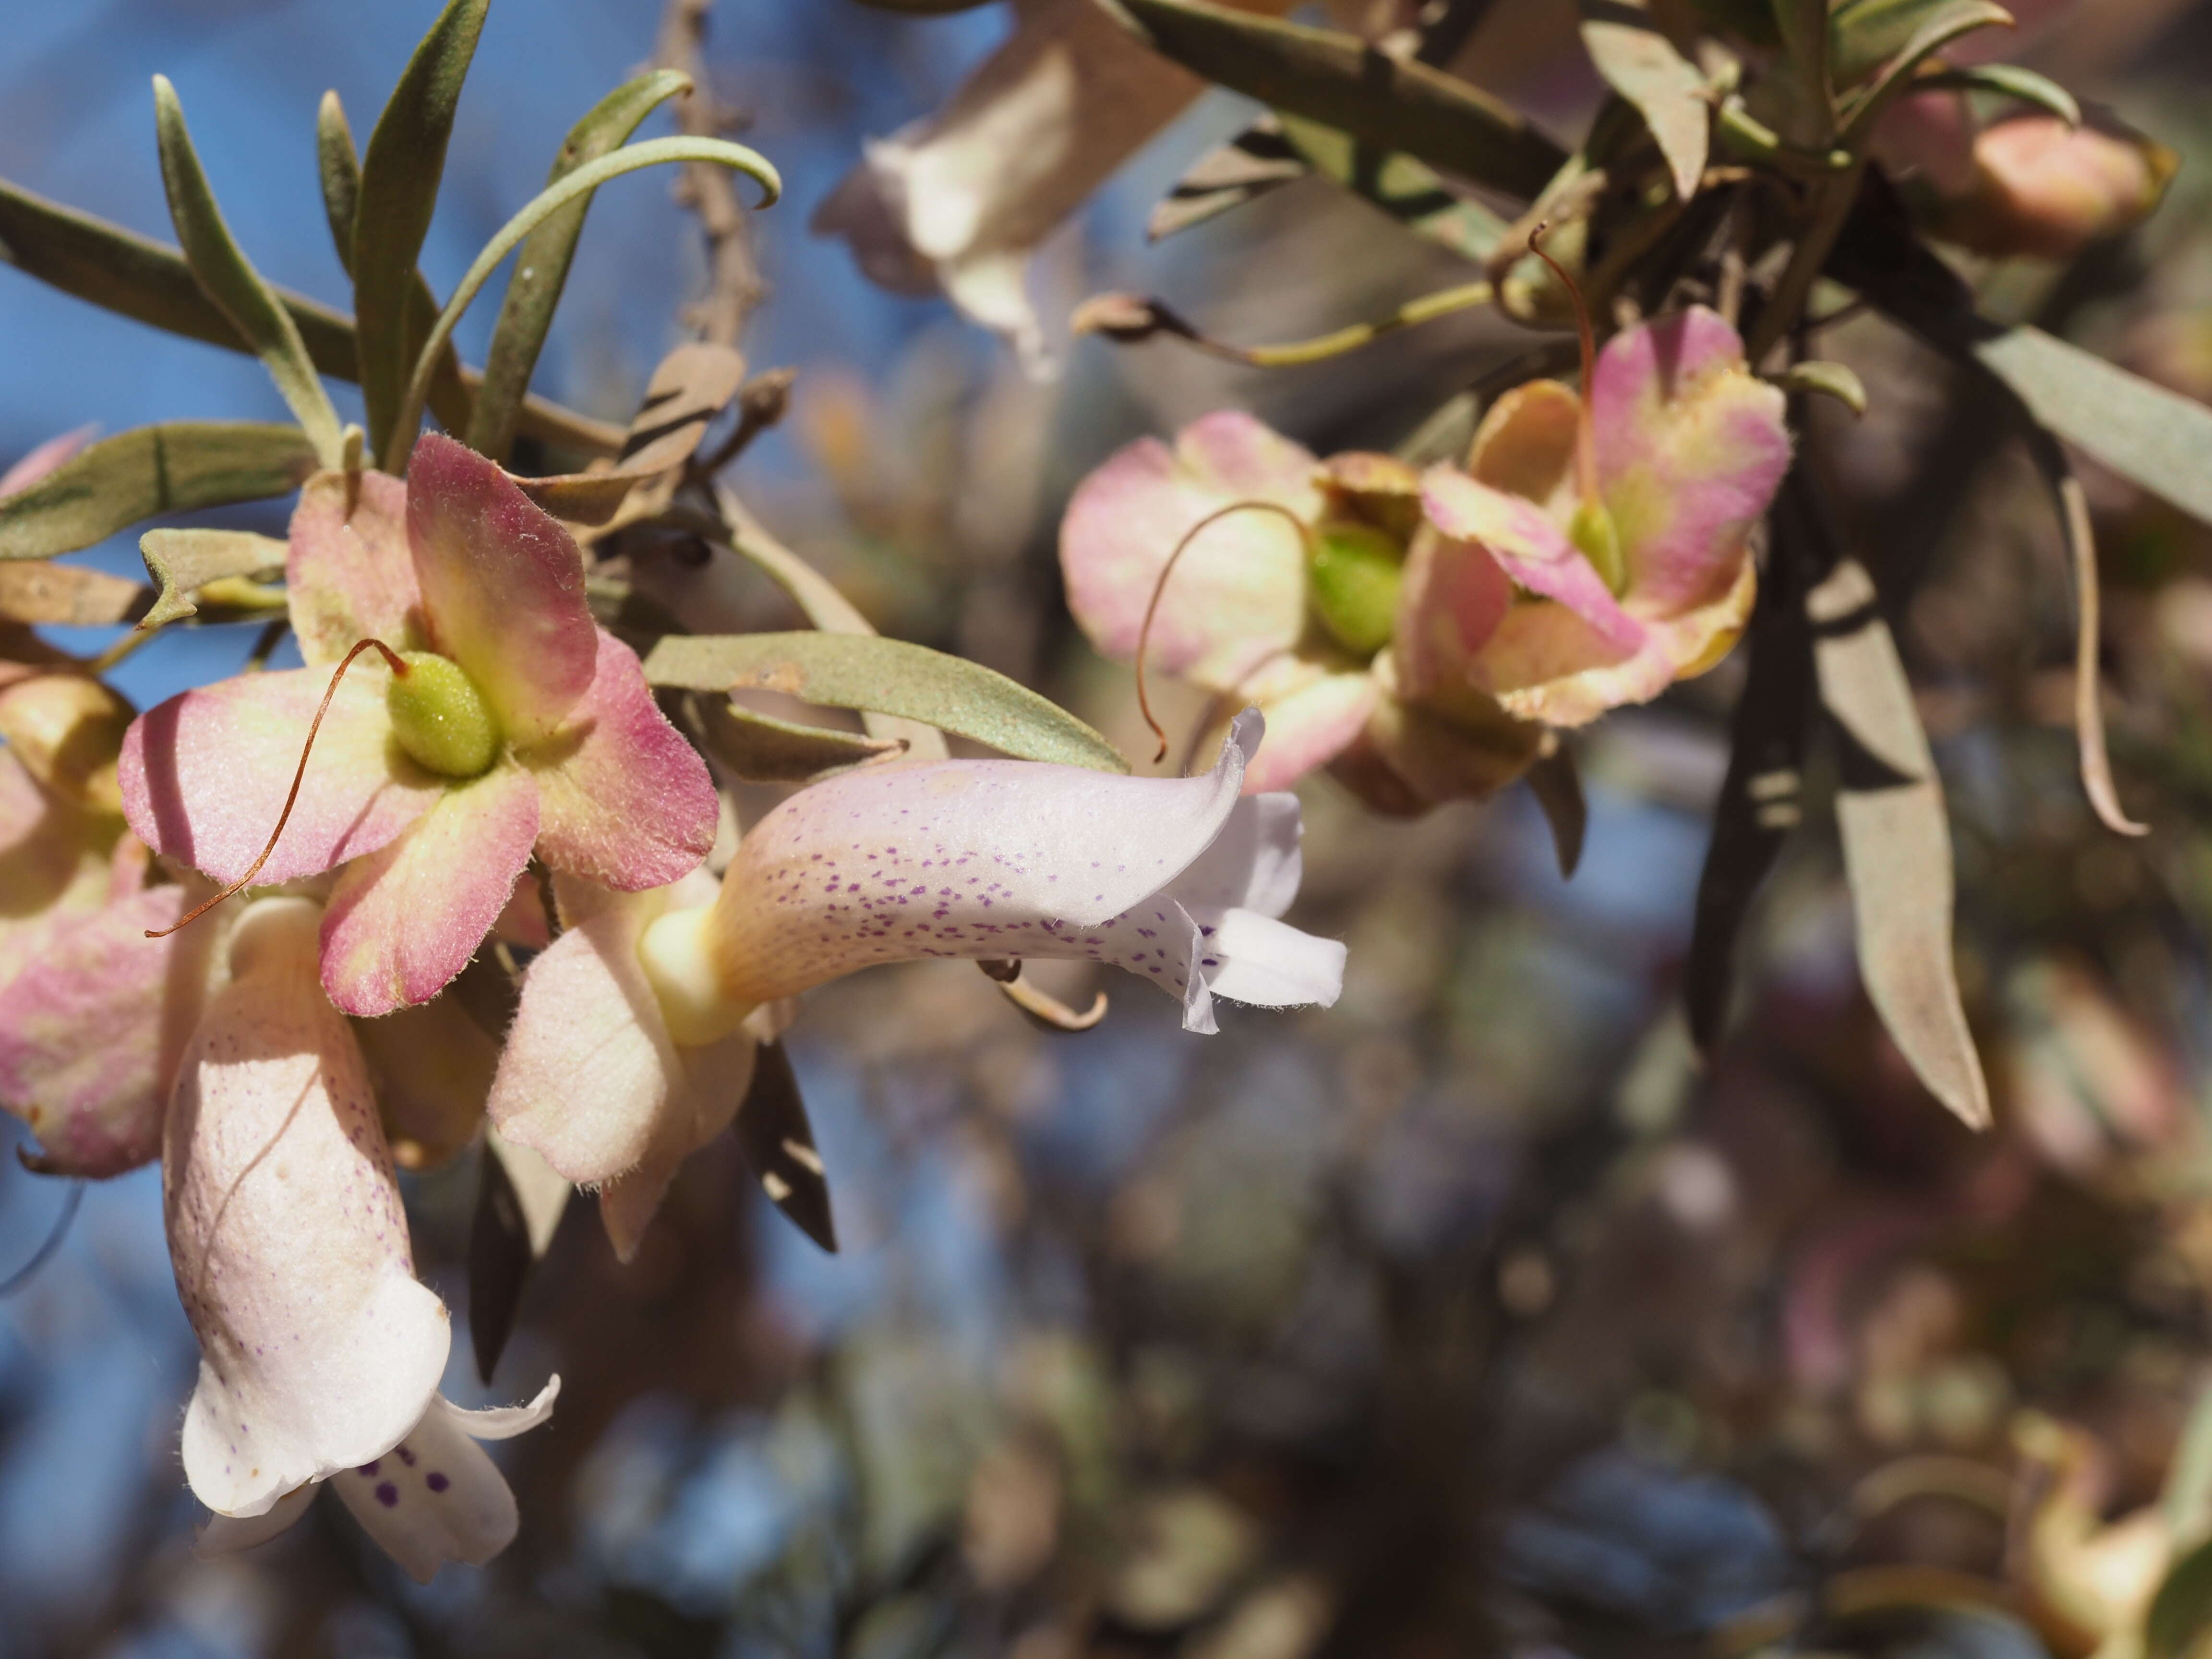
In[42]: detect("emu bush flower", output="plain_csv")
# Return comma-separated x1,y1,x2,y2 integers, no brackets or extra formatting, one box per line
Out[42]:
119,433,718,1017
168,897,557,1581
490,712,1344,1251
1059,309,1790,806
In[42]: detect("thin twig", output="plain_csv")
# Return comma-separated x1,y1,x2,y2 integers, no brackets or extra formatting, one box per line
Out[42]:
656,0,768,344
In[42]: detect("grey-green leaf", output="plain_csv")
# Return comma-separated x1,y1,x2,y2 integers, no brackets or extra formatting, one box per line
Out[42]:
1580,1,1711,200
692,696,909,782
468,70,693,462
138,528,288,629
1276,115,1508,261
153,76,342,465
643,632,1128,772
1837,0,2016,143
0,424,316,561
1100,0,1566,200
1148,117,1311,242
351,0,491,462
1829,0,2010,87
1811,556,1991,1129
1917,61,2079,125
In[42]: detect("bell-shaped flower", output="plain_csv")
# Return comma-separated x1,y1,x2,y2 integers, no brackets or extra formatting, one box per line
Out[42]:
168,895,557,1581
119,433,718,1017
489,714,1344,1251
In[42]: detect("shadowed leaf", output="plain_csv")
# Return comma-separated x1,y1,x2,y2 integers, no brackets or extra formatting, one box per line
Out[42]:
1918,61,2079,124
733,1041,835,1253
1836,0,2015,142
1580,1,1710,200
1100,0,1566,199
690,696,906,782
1810,554,1990,1128
1525,744,1587,879
152,76,341,463
1149,116,1310,241
0,424,315,561
644,631,1128,771
2148,1535,2212,1659
138,528,288,629
468,70,693,462
0,565,145,626
351,0,491,461
469,1130,572,1383
514,340,747,526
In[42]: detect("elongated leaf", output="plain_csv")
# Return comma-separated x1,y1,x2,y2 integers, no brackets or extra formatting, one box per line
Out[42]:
1777,360,1868,415
1581,1,1710,200
1832,176,2212,531
0,564,144,626
1771,0,1833,141
385,135,781,472
468,70,693,461
1149,117,1311,241
0,175,617,457
1810,555,1990,1129
692,696,907,782
2149,1537,2212,1659
644,632,1128,771
470,1130,570,1382
1829,0,2012,86
0,424,315,561
352,0,491,461
1525,744,1587,879
152,77,342,463
1101,0,1566,199
733,1041,835,1253
1687,524,1813,1052
137,528,288,629
315,92,473,439
1837,1,2015,143
1277,116,1508,261
1918,62,2079,124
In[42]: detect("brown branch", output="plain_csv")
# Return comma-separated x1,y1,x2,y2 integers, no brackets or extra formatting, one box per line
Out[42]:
655,0,768,343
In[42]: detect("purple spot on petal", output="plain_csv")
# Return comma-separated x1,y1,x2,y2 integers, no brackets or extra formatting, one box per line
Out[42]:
376,1483,399,1508
427,1472,450,1493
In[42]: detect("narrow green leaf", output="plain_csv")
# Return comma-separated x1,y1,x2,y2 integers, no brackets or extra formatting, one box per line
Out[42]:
152,77,342,465
352,0,492,462
137,528,288,629
1099,0,1566,200
1829,0,2009,86
316,92,360,276
1837,1,2016,144
515,341,747,526
2149,1536,2212,1659
643,631,1128,772
0,564,145,626
468,70,693,461
1276,115,1508,261
1917,61,2079,124
1771,0,1833,142
1810,554,1991,1129
0,424,315,561
1776,359,1868,414
734,1042,836,1253
691,696,907,783
1148,117,1311,242
1581,1,1711,199
385,135,781,472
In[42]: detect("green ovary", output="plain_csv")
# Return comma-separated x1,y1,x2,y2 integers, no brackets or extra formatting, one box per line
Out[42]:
386,651,501,778
1308,521,1405,657
1569,498,1628,597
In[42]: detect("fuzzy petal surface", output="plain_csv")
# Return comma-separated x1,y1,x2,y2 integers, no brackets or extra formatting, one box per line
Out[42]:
1393,530,1514,702
0,885,217,1177
287,469,424,668
1497,559,1757,727
597,1031,757,1263
1466,379,1582,512
406,433,597,747
330,1381,557,1583
1060,412,1321,692
119,666,439,887
1589,307,1791,616
168,898,449,1519
320,763,538,1017
521,631,717,891
1419,468,1643,650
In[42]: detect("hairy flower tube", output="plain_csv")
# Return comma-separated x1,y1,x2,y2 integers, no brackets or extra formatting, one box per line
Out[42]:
118,433,719,1016
167,896,558,1581
489,712,1345,1252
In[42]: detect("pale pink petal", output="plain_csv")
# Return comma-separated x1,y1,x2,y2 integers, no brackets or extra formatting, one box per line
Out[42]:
195,1486,314,1558
119,666,440,887
0,749,114,962
0,425,96,497
1230,657,1379,794
520,631,717,891
168,898,449,1518
1167,793,1303,920
330,1382,558,1583
1358,670,1546,806
0,885,220,1178
597,1033,756,1262
1588,307,1791,616
1392,531,1514,702
320,764,539,1017
1474,602,1646,700
1419,468,1643,650
405,433,597,747
1059,412,1321,691
1496,560,1757,727
1466,379,1581,514
287,469,425,668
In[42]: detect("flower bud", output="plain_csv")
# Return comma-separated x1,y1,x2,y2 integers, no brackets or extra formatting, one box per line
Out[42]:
1936,115,2176,261
385,651,501,779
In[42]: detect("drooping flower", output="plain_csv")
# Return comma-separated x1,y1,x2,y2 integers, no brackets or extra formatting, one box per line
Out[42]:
167,895,557,1581
1059,309,1790,808
118,433,719,1017
489,713,1344,1251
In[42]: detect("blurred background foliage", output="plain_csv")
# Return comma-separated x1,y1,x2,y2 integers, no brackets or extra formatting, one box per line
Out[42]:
10,0,2212,1656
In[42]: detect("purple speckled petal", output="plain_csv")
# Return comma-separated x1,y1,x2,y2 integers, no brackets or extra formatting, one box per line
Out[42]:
1588,306,1791,615
1059,412,1321,692
169,898,450,1521
329,1380,557,1583
287,469,425,668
